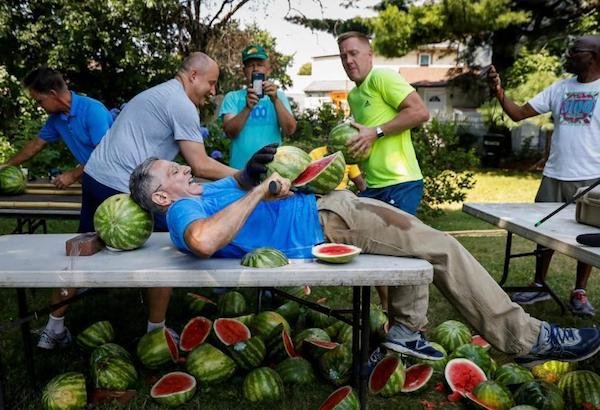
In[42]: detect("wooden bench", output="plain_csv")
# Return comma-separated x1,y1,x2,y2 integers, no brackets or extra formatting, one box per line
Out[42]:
0,233,433,409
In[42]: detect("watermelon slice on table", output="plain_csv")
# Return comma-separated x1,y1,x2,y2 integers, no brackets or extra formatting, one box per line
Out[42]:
312,243,361,264
150,371,197,407
214,318,251,346
180,316,212,352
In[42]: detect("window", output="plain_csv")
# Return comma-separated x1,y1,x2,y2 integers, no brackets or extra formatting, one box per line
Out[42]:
419,53,431,67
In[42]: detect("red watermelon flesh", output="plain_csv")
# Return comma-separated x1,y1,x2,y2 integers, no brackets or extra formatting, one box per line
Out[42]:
402,364,434,393
306,339,339,349
214,318,251,346
151,372,195,396
165,329,180,362
444,358,487,396
317,244,356,255
180,316,212,352
282,328,297,357
293,154,336,186
369,356,400,394
318,386,355,410
471,335,491,349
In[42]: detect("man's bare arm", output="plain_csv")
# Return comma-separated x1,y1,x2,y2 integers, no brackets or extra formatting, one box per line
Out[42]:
6,137,47,166
184,174,292,258
487,65,539,122
179,140,238,178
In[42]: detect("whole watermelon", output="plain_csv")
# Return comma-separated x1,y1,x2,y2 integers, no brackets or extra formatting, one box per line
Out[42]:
275,357,316,385
76,320,114,350
41,372,87,410
471,381,513,410
186,343,236,384
318,344,352,386
557,370,600,410
241,247,289,268
91,355,137,390
431,320,471,353
513,380,564,410
493,363,533,391
251,311,290,340
93,193,153,250
327,122,369,164
266,145,311,181
243,367,284,402
228,336,266,370
0,165,26,195
90,343,131,368
532,360,576,384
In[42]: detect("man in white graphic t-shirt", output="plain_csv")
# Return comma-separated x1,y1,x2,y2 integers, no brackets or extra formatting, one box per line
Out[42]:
487,35,600,316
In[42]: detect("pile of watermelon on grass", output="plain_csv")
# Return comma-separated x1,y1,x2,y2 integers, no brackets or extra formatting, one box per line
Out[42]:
312,243,361,264
318,385,359,410
93,193,153,250
179,316,212,352
136,327,179,368
0,165,26,195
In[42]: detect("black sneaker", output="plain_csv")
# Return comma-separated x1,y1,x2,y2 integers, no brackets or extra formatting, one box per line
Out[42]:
515,322,600,367
382,324,444,361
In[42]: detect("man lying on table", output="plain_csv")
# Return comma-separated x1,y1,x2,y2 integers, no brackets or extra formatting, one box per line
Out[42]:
129,145,600,369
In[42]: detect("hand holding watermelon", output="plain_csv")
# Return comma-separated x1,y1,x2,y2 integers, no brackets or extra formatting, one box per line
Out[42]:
238,143,278,188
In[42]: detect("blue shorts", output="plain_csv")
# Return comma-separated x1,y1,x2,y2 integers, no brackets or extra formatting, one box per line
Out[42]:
359,179,424,215
79,173,168,233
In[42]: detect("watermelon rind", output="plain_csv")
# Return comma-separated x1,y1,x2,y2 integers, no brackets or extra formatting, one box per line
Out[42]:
275,300,301,324
414,341,447,372
150,371,197,407
266,145,312,181
213,317,251,346
241,247,289,268
266,326,296,362
557,370,600,410
318,385,359,410
431,320,472,353
242,367,284,402
312,243,361,264
369,355,406,397
251,310,290,341
90,343,131,369
76,320,114,350
136,327,179,369
513,380,564,409
531,359,577,384
449,343,495,377
401,364,434,393
93,193,153,250
328,122,369,164
186,292,216,315
444,358,487,396
41,372,87,410
228,336,266,370
217,290,247,316
91,355,137,390
472,380,514,410
0,165,26,195
293,151,346,195
493,363,533,391
185,343,236,384
180,316,212,352
275,357,316,385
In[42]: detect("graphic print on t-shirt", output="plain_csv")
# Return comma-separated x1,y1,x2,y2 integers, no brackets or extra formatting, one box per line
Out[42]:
559,91,598,125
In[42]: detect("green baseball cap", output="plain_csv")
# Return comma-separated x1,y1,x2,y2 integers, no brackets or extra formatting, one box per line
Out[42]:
241,44,268,63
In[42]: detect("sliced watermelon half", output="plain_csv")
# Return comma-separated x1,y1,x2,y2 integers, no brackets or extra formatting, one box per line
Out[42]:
214,318,251,346
444,358,487,396
318,385,359,410
150,371,197,407
282,328,296,358
402,364,434,393
312,243,361,264
369,355,402,395
306,339,339,350
180,316,212,352
293,153,338,186
471,335,491,349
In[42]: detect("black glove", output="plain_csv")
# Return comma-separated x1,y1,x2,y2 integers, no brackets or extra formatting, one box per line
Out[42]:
238,143,278,188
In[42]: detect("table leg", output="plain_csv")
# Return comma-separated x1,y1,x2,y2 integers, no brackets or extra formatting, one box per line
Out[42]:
499,231,513,286
0,352,5,410
351,286,361,390
16,289,36,388
358,286,371,410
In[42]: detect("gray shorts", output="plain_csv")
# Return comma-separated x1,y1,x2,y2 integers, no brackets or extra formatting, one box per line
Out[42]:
535,176,600,203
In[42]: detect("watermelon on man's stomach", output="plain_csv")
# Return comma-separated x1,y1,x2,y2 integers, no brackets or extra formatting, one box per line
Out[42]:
266,145,312,181
293,151,346,195
93,193,153,250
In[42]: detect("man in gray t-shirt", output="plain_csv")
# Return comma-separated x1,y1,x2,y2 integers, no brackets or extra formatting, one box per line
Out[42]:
37,52,237,351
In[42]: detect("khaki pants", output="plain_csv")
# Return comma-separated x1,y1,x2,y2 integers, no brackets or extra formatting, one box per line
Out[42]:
317,190,541,355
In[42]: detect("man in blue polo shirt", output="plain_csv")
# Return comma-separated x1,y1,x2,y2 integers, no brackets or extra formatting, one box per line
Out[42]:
3,66,112,189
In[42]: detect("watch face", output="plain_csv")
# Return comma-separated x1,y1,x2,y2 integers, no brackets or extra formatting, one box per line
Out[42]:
376,127,384,138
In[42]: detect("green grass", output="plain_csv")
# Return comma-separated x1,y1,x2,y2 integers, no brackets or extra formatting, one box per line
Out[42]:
1,170,599,409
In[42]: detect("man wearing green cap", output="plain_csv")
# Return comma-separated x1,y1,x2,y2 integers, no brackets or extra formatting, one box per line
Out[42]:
219,44,297,169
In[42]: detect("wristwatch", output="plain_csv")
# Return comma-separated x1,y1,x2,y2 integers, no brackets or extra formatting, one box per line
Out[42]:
376,126,385,138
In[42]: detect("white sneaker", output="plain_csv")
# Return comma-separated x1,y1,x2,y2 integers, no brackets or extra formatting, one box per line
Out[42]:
37,328,72,350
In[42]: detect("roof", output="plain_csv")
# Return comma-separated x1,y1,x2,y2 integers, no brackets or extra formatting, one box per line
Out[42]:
399,66,467,87
304,80,355,93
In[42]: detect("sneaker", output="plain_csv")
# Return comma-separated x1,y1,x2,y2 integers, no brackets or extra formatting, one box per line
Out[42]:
366,346,387,375
382,324,444,361
515,322,600,367
569,290,596,317
511,283,552,305
37,328,72,350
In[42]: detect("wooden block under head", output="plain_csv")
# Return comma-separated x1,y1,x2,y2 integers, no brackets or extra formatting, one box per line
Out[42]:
65,232,105,256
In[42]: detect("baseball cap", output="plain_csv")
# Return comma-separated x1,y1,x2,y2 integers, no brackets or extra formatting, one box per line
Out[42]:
242,45,268,63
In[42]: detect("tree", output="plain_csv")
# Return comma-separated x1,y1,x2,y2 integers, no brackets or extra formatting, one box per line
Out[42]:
297,62,312,75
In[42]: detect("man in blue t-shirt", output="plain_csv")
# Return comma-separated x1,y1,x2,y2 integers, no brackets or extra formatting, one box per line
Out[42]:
2,67,112,188
219,44,297,169
129,148,600,369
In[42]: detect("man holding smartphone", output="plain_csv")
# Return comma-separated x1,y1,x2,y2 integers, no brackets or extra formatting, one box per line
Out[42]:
219,44,297,169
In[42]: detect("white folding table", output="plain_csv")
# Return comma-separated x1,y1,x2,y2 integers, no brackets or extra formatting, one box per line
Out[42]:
0,232,433,409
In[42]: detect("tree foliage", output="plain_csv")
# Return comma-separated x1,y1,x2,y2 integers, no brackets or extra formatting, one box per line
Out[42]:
297,62,312,75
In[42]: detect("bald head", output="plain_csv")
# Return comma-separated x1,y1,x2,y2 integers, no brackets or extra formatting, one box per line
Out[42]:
579,35,600,53
179,52,216,75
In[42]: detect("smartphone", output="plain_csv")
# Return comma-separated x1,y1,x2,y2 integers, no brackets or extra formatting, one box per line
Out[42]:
251,72,265,98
